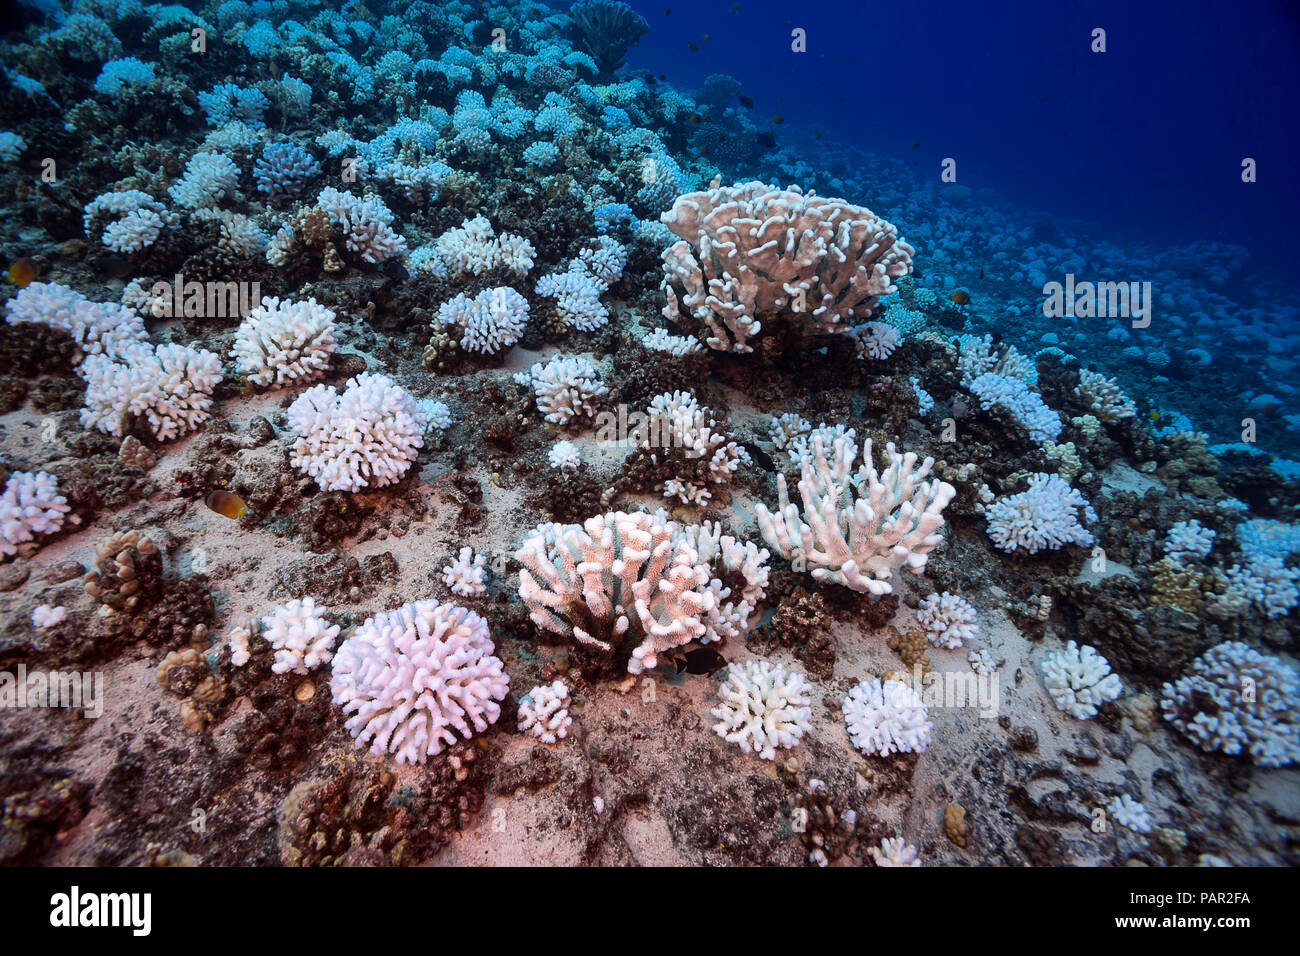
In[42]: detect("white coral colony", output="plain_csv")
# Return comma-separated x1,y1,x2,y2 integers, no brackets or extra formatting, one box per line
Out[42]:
330,600,510,765
710,659,813,760
756,434,955,595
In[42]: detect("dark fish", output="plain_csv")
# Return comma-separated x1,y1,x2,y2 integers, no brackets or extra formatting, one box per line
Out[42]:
741,441,776,473
664,6,671,13
676,646,727,675
756,131,776,148
688,112,702,124
738,94,754,108
771,114,784,125
382,259,409,281
730,3,742,11
204,490,248,520
912,140,921,149
687,42,698,51
949,289,971,306
657,74,666,81
1039,96,1049,104
93,255,134,280
702,33,711,41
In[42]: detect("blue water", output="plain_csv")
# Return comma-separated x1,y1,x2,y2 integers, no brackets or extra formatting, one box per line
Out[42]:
625,0,1300,277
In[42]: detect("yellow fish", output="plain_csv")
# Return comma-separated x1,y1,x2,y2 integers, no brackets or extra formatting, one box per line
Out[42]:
204,490,247,520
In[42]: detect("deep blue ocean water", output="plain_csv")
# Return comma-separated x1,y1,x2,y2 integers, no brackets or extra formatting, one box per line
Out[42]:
625,0,1300,278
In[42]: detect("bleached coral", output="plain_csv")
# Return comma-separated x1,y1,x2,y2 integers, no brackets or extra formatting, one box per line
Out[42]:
916,591,979,650
525,355,608,425
967,372,1062,443
641,391,749,506
1,471,70,559
985,473,1096,554
418,399,452,434
32,605,68,629
420,215,535,278
80,343,223,441
330,600,510,765
956,333,1036,386
1075,369,1137,422
755,434,955,595
316,187,406,264
438,287,529,354
769,413,812,459
1222,556,1299,618
1163,519,1215,563
232,296,337,387
711,659,813,761
5,282,148,363
843,678,933,756
101,209,169,253
83,190,176,251
167,151,240,209
261,597,340,675
441,546,487,598
228,623,252,667
1160,641,1299,767
287,373,427,492
517,680,573,744
548,439,582,473
660,179,914,352
1108,794,1153,834
642,327,703,356
534,269,609,331
515,510,768,674
868,837,921,867
852,321,902,360
1040,641,1122,719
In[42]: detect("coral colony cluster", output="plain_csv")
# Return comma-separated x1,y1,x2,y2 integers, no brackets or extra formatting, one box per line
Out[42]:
0,0,1295,871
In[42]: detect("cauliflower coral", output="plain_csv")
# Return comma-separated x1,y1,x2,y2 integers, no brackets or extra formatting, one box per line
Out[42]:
330,600,510,765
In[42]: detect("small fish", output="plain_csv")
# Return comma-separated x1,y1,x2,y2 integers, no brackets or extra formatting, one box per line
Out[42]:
382,259,409,281
756,131,776,148
93,255,134,280
912,140,921,149
949,289,971,306
738,94,754,108
741,440,775,473
688,42,698,52
204,490,248,520
670,645,728,675
771,114,784,125
702,33,711,41
657,74,666,81
1150,409,1162,423
664,6,671,13
730,3,742,12
4,257,39,288
688,112,702,124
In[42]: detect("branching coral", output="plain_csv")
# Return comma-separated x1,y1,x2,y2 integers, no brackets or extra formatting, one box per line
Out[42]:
232,296,337,388
1,471,70,559
517,680,573,744
710,659,812,760
1160,641,1299,767
287,373,426,492
755,435,955,595
1040,641,1122,720
661,179,914,352
985,473,1095,554
80,343,223,441
916,591,979,649
843,678,933,756
515,510,769,673
640,390,749,506
330,600,510,765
